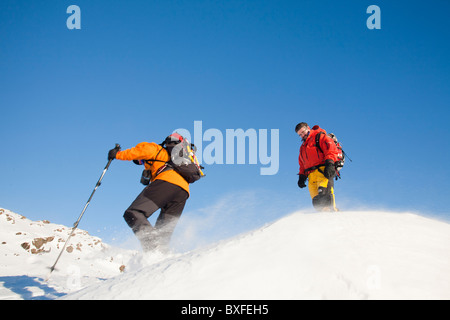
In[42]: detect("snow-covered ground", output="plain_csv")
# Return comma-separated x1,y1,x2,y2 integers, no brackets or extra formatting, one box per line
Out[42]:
0,208,135,299
1,207,449,300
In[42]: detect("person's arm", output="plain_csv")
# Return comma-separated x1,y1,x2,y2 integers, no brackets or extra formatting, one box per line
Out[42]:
320,134,339,163
116,142,159,161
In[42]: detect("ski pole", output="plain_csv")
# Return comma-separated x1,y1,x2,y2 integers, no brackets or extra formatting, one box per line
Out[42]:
47,144,120,279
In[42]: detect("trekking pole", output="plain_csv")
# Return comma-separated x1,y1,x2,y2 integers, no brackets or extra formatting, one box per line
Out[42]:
46,144,120,280
343,150,353,162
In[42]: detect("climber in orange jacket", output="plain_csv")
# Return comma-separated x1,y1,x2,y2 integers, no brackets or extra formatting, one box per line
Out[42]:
295,122,340,211
108,133,190,252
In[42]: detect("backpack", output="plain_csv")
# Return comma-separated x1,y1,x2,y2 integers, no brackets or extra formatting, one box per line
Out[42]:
138,133,205,185
315,132,350,179
163,134,205,184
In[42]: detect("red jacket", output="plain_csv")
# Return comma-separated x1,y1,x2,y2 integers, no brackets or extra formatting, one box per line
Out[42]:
298,125,340,176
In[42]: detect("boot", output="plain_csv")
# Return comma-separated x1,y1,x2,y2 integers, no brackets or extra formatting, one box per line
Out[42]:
135,226,171,253
135,226,158,252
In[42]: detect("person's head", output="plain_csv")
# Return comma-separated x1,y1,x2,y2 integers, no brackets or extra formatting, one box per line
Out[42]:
295,122,311,141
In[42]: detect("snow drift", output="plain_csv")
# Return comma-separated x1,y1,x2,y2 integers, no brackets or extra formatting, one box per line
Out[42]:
1,207,449,300
65,210,450,300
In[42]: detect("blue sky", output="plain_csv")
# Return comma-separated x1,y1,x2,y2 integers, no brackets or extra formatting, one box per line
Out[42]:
1,1,449,249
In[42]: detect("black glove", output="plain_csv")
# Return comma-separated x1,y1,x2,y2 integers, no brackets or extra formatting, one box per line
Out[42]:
298,174,307,188
323,159,336,179
108,145,121,160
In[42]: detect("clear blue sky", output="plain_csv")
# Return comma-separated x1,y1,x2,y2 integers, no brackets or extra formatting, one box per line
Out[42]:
1,1,449,249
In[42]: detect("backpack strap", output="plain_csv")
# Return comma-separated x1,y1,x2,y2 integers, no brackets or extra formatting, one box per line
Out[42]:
304,164,326,175
144,145,166,167
154,163,170,177
140,145,173,182
315,131,324,156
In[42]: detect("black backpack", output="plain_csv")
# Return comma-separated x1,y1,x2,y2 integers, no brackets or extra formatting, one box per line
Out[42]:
315,132,350,179
140,133,205,185
163,134,205,183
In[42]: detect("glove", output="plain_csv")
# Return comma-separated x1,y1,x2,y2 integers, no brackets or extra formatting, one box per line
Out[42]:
298,174,307,188
108,145,121,160
323,159,336,179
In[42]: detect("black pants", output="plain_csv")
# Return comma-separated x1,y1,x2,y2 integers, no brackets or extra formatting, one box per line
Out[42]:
123,180,189,252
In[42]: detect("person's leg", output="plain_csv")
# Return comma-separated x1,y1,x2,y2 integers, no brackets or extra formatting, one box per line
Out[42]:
154,199,187,251
123,189,160,251
125,180,189,252
123,189,159,233
308,169,338,211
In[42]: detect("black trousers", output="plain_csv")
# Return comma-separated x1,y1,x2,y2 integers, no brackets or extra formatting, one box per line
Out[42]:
123,180,189,251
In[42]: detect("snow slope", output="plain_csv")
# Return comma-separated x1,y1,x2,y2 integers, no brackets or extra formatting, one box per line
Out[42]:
0,208,136,299
66,210,450,300
1,207,450,300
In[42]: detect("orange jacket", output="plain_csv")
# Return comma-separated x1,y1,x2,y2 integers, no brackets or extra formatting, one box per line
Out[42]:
116,142,189,195
298,125,340,176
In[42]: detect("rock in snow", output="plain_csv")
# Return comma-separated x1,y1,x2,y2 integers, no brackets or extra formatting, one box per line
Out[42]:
1,207,449,300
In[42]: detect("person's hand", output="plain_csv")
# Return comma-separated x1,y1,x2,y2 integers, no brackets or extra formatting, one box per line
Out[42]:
108,145,121,160
323,159,336,179
298,174,307,188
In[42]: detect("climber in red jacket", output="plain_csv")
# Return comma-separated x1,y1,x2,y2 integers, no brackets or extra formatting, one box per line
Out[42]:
296,122,340,211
